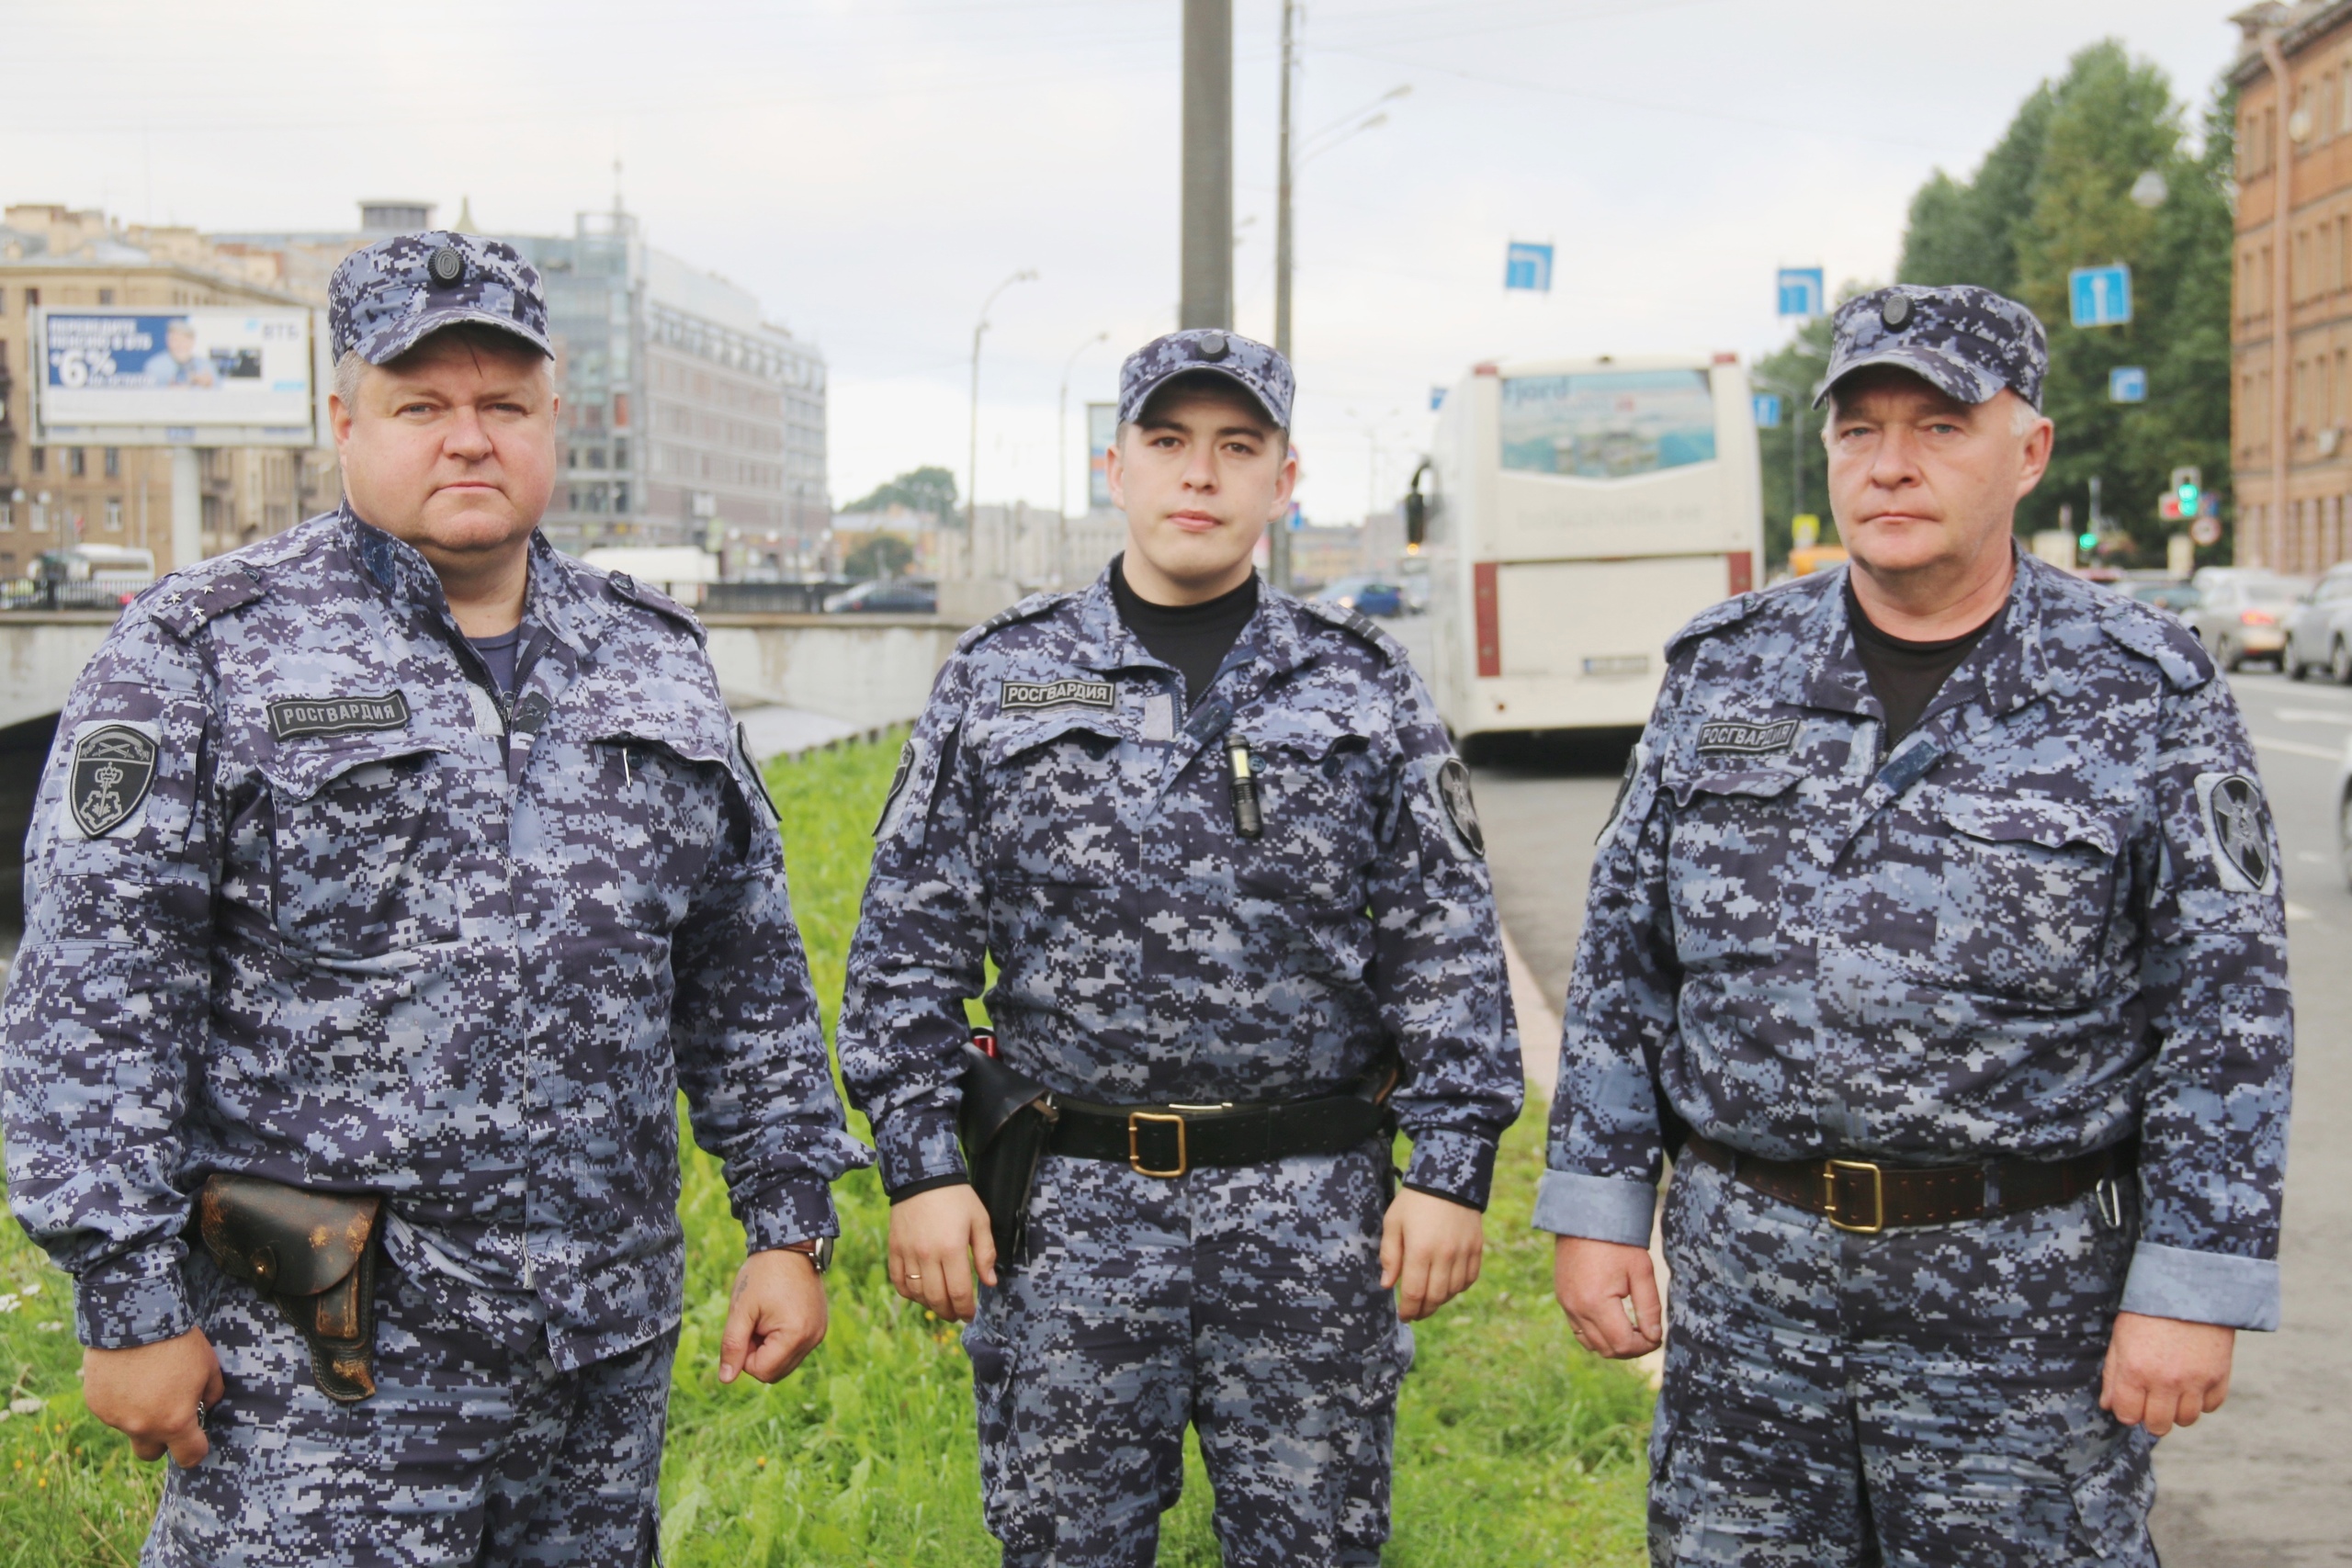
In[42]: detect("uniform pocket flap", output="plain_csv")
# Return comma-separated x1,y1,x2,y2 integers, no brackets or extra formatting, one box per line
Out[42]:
977,705,1124,765
1941,795,2120,856
592,725,732,768
1666,766,1802,808
1248,713,1372,762
262,735,445,803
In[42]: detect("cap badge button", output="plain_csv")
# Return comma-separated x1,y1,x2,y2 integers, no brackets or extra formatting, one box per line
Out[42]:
428,246,465,287
1196,331,1229,359
1881,293,1913,330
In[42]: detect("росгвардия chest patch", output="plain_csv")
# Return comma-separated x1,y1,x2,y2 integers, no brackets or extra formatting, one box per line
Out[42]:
1696,718,1800,757
999,679,1115,715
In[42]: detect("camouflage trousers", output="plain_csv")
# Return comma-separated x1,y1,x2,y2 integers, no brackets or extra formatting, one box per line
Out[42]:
1650,1154,2157,1567
142,1250,674,1567
962,1146,1413,1568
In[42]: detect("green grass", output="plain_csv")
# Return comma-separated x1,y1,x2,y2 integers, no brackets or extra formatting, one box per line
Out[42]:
0,730,1651,1565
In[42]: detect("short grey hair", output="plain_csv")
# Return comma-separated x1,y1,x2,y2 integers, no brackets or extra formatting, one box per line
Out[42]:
332,348,368,409
331,333,553,411
1817,384,2045,442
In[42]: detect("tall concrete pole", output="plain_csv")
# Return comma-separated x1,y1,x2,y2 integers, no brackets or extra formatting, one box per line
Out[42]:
1269,0,1296,591
171,446,201,571
1275,0,1295,359
2261,28,2294,572
1180,0,1233,330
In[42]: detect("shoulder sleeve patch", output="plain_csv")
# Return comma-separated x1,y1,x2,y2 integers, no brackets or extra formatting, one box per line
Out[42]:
146,568,265,640
1297,597,1405,662
607,570,707,645
955,591,1069,652
736,721,781,823
2099,601,2213,692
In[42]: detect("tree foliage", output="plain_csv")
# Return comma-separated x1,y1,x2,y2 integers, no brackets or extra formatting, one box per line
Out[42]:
1751,309,1840,567
842,466,960,527
1889,39,2237,561
842,531,915,581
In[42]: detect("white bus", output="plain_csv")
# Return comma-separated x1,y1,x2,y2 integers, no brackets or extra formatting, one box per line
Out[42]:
1408,353,1763,747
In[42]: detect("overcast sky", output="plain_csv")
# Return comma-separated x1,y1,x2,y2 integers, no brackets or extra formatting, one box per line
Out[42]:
6,0,2246,525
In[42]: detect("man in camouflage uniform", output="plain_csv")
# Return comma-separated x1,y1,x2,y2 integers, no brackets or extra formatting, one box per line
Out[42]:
2,231,867,1565
837,329,1521,1566
1539,285,2293,1565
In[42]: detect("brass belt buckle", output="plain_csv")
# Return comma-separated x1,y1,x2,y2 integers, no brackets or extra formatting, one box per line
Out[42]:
1129,1111,1188,1179
1824,1158,1886,1235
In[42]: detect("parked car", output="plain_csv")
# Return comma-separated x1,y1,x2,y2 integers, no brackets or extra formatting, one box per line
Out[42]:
822,578,938,614
2285,561,2352,683
2185,575,2309,671
2125,581,2202,620
1312,576,1405,617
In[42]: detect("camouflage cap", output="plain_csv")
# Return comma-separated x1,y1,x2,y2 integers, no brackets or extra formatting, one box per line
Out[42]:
1814,284,2046,412
1118,328,1295,430
328,231,552,367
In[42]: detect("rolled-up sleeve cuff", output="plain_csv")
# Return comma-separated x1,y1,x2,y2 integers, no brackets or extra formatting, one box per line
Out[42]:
876,1108,969,1198
74,1243,197,1350
2120,1241,2281,1332
1531,1168,1657,1247
738,1179,842,1252
1402,1128,1499,1211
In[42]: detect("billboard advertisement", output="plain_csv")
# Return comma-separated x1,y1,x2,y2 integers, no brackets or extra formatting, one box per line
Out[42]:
34,309,319,445
1087,401,1118,511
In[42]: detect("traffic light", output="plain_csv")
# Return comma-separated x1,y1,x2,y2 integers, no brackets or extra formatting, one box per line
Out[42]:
2170,466,2202,519
2077,530,2099,554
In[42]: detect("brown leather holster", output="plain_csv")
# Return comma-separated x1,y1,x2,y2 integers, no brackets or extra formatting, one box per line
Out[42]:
192,1174,382,1403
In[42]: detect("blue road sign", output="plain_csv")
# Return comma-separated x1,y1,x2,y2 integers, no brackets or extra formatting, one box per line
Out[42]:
2109,366,2147,403
1753,392,1783,428
2070,264,2132,327
1505,241,1554,292
1430,386,1448,411
1776,266,1826,318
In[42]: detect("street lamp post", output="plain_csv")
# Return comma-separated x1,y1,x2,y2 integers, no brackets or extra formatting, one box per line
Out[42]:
1058,329,1108,585
968,269,1039,574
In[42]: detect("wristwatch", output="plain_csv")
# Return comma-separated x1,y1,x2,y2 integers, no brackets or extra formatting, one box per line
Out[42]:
777,1236,834,1275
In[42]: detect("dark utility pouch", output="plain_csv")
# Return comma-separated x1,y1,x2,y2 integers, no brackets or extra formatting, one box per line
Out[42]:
194,1174,383,1403
957,1036,1057,1268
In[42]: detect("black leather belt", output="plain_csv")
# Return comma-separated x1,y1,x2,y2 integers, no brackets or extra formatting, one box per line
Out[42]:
1048,1067,1398,1179
1682,1132,2131,1234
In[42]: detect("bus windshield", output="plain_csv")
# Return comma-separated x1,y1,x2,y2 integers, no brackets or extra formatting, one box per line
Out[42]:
1499,368,1716,479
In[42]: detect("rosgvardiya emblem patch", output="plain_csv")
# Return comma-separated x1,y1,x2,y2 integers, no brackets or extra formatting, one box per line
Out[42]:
70,723,159,839
1436,755,1485,857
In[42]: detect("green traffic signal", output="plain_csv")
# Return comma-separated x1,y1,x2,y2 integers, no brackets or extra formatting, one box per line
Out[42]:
2077,532,2099,552
2177,482,2199,512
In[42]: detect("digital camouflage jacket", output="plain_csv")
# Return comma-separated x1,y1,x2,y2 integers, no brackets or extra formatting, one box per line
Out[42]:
837,570,1522,1211
3,508,868,1369
1536,551,2293,1330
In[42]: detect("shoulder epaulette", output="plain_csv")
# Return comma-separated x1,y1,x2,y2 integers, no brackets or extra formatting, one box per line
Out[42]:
2098,595,2214,692
1296,597,1406,663
145,564,265,639
605,570,707,646
956,590,1070,652
1664,590,1767,660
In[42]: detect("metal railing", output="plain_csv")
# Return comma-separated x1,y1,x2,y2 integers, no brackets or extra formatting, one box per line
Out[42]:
1,579,156,612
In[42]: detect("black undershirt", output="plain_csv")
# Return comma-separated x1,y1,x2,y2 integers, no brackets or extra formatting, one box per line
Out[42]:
1110,553,1260,710
1845,579,2002,748
468,626,525,700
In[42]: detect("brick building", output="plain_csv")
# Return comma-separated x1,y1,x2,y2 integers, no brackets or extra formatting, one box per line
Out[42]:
0,205,339,580
2229,2,2352,573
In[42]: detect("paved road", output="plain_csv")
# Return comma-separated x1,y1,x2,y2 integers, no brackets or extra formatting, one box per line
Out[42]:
1468,671,2352,1563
